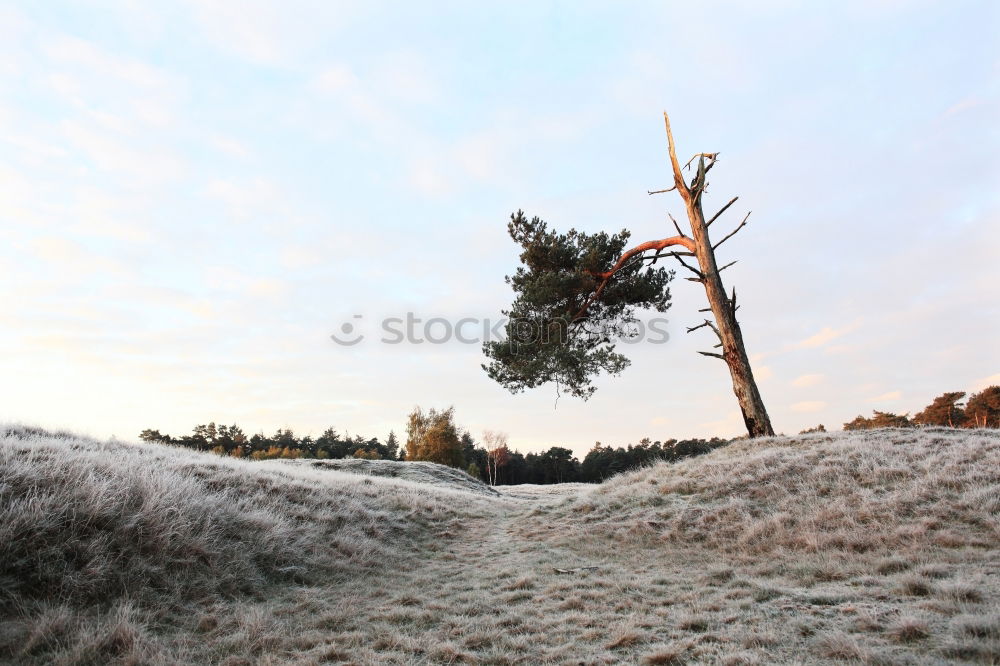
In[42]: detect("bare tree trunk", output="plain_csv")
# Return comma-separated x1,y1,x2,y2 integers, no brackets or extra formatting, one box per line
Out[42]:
664,113,775,438
684,190,775,437
574,113,776,438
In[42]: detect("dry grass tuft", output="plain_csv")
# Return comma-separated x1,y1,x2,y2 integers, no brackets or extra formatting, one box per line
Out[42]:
897,574,935,597
815,631,871,661
937,581,983,602
953,613,1000,639
875,556,911,575
888,616,930,642
642,640,692,664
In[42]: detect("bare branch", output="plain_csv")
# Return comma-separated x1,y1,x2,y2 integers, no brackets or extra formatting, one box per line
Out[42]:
572,234,697,323
669,213,686,238
712,211,751,251
554,566,600,574
684,277,705,283
684,152,719,171
698,307,712,313
698,351,725,360
687,319,721,340
589,236,696,281
718,259,738,273
706,196,738,227
663,112,690,200
669,251,703,278
647,185,678,195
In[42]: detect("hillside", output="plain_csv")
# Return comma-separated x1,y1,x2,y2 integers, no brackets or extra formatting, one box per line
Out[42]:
280,457,501,496
1,425,998,664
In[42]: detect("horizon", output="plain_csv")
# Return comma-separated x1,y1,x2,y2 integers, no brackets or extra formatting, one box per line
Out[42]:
1,1,998,457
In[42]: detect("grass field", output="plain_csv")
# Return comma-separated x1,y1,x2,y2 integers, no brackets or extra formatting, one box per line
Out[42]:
1,425,997,664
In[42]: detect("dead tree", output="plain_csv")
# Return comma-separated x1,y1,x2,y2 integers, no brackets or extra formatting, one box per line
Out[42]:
484,112,775,438
583,113,774,437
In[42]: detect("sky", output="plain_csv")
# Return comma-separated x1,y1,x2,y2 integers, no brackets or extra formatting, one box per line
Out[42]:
1,1,998,455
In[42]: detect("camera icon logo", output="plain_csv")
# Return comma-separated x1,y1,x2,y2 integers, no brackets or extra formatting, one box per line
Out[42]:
330,315,364,346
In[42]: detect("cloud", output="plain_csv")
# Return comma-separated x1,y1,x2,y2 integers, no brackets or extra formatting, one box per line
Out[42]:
208,135,254,160
698,410,746,438
28,237,129,276
204,178,281,220
184,0,365,66
279,245,322,269
312,64,358,93
972,374,1000,392
408,159,452,197
62,121,184,186
43,34,177,91
791,401,826,413
869,390,902,402
204,266,288,299
791,373,824,387
794,322,860,349
184,0,291,65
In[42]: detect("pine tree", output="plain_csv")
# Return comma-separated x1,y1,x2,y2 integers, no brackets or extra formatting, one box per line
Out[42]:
843,411,912,430
385,430,400,460
965,386,1000,428
913,392,967,427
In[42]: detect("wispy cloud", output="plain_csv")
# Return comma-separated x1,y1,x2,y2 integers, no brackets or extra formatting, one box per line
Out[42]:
791,401,827,413
794,322,861,350
972,374,1000,392
791,373,824,387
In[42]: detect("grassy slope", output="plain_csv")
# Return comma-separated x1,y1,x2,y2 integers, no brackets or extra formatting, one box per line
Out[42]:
0,425,481,664
280,458,500,497
1,426,998,664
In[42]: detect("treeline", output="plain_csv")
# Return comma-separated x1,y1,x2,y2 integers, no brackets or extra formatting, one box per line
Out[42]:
840,385,1000,431
138,407,729,485
139,424,401,461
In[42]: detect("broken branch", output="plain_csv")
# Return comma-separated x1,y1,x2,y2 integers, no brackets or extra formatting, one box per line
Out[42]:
553,566,600,574
669,251,703,278
712,211,751,251
706,196,738,227
669,213,686,238
718,259,738,273
663,112,690,200
687,319,721,340
684,152,719,171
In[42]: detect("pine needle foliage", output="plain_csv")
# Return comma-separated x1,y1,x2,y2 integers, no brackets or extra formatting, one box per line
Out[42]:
482,211,673,399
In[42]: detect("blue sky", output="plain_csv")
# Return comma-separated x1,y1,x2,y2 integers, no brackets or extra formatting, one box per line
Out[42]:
1,1,997,454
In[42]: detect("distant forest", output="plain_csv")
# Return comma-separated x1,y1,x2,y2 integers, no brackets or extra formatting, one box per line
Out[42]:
140,386,998,485
839,386,1000,431
138,422,728,485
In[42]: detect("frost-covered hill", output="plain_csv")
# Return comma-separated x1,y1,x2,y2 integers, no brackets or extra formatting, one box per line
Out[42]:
280,456,500,496
1,425,997,664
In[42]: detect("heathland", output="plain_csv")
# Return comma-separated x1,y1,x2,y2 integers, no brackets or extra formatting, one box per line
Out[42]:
1,425,998,664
